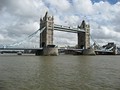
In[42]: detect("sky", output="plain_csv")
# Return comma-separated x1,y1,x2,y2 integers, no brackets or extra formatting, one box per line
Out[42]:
0,0,120,48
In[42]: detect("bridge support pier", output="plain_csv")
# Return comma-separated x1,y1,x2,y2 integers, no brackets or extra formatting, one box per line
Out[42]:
35,46,58,56
43,47,58,56
82,48,95,55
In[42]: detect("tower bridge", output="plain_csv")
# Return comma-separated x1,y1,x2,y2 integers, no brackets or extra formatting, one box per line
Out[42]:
0,12,118,55
40,12,90,50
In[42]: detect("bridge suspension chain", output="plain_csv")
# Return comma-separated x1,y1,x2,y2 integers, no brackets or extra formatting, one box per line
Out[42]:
90,35,111,51
90,35,101,49
4,27,46,48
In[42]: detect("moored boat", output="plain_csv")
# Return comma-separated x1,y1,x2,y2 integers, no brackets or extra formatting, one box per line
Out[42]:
17,51,22,55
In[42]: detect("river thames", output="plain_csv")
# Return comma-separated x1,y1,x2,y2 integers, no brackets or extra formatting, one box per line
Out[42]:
0,55,120,90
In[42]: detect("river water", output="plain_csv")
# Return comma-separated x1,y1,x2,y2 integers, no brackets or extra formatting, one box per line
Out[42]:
0,54,120,90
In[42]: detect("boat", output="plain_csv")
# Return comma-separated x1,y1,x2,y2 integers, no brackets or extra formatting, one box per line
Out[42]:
17,51,22,55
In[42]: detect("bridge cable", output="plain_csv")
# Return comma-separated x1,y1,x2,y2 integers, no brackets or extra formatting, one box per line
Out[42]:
5,27,46,47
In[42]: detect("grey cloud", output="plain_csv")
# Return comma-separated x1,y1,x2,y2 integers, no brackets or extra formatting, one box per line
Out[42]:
112,12,120,32
0,0,43,46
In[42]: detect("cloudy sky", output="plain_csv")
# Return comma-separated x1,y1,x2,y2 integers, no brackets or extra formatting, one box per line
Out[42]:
0,0,120,48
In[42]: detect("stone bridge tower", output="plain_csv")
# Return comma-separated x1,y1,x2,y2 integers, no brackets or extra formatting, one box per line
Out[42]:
40,12,54,48
77,20,90,49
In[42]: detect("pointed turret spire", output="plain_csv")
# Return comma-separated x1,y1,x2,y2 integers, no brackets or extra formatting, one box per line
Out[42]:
81,20,86,28
45,11,48,18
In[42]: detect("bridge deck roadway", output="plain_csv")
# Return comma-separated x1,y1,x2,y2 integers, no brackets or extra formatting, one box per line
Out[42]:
0,48,113,53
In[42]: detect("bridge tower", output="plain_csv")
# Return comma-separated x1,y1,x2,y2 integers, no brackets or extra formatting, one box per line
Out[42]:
77,20,90,49
38,12,58,56
40,12,54,48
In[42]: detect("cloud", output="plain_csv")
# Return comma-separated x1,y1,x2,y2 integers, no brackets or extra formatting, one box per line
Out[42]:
0,0,120,47
43,0,71,11
72,0,94,15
